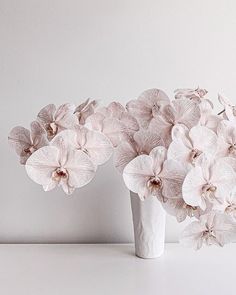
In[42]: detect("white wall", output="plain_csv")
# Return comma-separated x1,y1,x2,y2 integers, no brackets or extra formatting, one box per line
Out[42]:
0,0,236,243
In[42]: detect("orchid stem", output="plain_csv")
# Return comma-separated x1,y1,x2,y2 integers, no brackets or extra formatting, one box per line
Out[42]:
217,109,225,116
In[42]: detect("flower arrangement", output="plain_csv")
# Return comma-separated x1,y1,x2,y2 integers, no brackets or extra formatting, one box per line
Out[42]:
112,88,236,250
9,88,236,250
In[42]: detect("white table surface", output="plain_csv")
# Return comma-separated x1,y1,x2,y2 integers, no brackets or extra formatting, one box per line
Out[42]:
0,243,235,295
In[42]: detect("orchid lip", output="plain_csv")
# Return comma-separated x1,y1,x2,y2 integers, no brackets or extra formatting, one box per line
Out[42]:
147,176,163,192
46,122,58,137
189,148,202,163
24,146,36,155
228,144,236,155
225,204,236,213
52,167,68,182
201,183,217,198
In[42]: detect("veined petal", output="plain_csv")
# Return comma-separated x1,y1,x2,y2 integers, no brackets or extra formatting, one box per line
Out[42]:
160,159,187,199
138,88,170,106
167,139,192,163
55,103,78,130
182,166,206,209
85,112,105,131
133,130,163,154
8,126,31,156
79,129,113,165
30,121,48,148
173,99,201,128
180,220,205,250
102,118,125,147
114,142,137,173
190,126,218,156
214,213,236,246
37,104,56,124
149,146,167,175
123,155,153,195
25,146,59,186
107,101,125,118
126,99,152,127
66,150,97,188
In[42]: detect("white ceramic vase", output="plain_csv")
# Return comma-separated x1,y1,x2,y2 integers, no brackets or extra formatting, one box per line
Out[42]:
130,191,166,259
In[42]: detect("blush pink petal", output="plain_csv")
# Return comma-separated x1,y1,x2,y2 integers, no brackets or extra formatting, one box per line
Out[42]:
167,139,191,164
174,87,208,101
149,146,167,175
62,127,113,165
180,220,204,250
54,103,77,129
74,99,97,125
182,166,206,209
162,198,201,223
149,116,173,146
210,161,236,200
172,99,201,128
8,122,49,164
101,118,125,147
189,126,217,156
8,126,31,157
159,159,187,199
107,102,125,118
123,155,154,198
150,99,200,146
114,130,163,173
114,142,138,173
126,89,170,128
133,130,163,153
65,149,97,189
37,104,56,125
30,121,48,148
25,146,60,186
217,120,236,157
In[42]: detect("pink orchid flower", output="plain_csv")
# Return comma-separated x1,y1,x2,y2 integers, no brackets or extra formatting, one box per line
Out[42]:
86,102,138,147
114,130,163,173
106,102,139,136
149,99,201,146
168,125,218,166
74,99,98,125
182,157,236,210
217,120,236,158
126,89,170,128
37,103,78,140
25,135,96,195
8,121,48,164
174,87,208,102
123,146,187,201
55,127,113,166
180,212,236,250
161,198,202,223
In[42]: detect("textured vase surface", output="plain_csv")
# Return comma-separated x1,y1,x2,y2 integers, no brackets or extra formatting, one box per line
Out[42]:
130,191,166,259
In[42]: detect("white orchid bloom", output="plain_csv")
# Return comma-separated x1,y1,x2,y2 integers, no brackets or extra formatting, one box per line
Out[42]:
180,212,236,250
149,99,201,146
126,89,170,128
168,125,218,166
123,146,187,201
182,156,236,210
25,135,96,195
37,103,78,140
8,121,48,164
